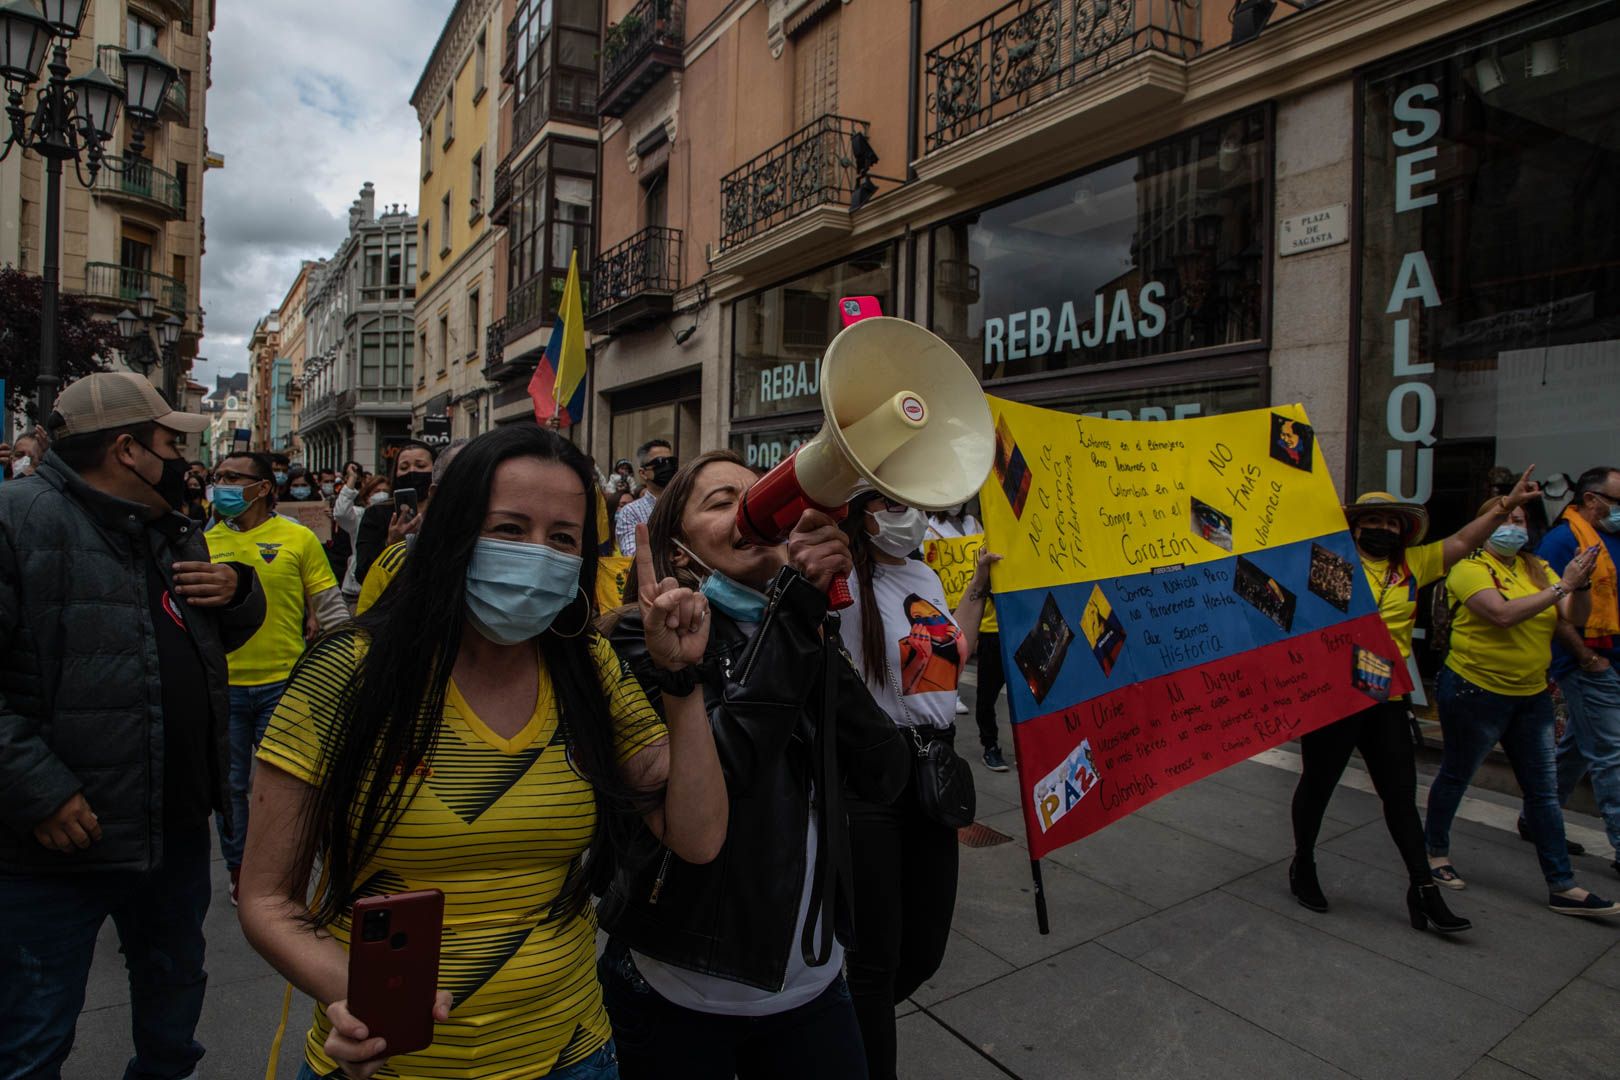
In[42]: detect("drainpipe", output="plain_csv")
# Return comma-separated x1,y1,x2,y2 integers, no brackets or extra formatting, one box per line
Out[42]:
906,0,921,181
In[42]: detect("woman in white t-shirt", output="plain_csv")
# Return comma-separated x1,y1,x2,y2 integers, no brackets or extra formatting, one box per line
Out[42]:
838,493,997,1080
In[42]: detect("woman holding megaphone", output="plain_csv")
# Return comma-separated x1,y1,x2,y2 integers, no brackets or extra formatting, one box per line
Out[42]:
597,450,909,1079
837,493,998,1080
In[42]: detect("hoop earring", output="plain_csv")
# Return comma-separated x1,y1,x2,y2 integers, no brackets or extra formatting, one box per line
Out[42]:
550,593,593,639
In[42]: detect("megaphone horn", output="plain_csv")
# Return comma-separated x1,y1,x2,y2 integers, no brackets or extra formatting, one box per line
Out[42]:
737,316,995,609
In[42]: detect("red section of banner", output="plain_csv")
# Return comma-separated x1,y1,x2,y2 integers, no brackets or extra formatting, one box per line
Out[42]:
1011,612,1410,859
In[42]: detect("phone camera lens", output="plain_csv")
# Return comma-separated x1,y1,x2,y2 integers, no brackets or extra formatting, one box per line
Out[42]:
361,909,390,942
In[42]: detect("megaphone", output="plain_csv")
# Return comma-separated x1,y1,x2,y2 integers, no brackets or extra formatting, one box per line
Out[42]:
737,314,996,608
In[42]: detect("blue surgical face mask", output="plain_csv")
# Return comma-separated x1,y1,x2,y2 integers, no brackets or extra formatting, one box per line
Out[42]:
273,470,288,486
675,539,767,623
1602,505,1620,535
289,485,313,500
212,484,255,519
464,537,582,645
1488,524,1528,556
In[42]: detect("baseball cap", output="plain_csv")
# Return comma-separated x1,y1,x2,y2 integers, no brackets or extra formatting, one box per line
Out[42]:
51,372,211,437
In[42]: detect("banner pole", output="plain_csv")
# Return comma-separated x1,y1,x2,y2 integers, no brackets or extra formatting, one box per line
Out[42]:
1030,858,1050,935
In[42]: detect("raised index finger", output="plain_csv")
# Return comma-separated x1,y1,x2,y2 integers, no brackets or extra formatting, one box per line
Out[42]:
634,525,658,598
1518,464,1537,487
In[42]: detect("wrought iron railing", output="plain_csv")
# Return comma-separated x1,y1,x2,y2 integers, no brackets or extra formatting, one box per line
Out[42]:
924,0,1201,153
83,262,187,312
720,115,869,250
506,276,549,340
589,227,682,316
484,317,506,375
601,0,684,103
97,45,188,120
90,156,186,214
490,158,512,225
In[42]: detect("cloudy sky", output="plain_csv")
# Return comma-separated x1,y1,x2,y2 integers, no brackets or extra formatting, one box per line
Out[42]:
195,0,456,386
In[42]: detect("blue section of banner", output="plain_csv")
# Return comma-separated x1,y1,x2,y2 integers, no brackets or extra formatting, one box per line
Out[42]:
995,530,1375,723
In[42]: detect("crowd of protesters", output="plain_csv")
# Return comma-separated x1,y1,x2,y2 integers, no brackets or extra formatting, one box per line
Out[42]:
3,375,1619,1080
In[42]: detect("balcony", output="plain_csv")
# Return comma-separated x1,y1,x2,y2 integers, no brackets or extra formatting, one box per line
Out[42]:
484,316,536,383
298,389,356,430
490,158,512,226
599,0,684,119
719,115,868,253
504,275,551,345
97,46,188,123
923,0,1201,166
587,226,682,334
89,157,186,219
82,262,187,313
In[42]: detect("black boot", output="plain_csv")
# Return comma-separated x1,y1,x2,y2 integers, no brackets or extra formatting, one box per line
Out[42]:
1290,857,1328,913
1408,883,1472,934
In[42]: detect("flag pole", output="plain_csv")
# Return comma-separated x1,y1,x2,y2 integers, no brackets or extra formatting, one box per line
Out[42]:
1031,858,1050,935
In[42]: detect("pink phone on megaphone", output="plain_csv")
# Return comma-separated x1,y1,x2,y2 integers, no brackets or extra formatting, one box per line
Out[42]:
838,296,883,327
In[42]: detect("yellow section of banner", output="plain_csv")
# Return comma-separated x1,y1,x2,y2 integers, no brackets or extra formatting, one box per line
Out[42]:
922,535,998,633
597,555,633,613
979,398,1344,595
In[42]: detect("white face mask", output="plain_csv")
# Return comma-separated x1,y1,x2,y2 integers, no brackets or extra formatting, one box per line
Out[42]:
870,506,930,558
369,491,392,506
11,455,32,476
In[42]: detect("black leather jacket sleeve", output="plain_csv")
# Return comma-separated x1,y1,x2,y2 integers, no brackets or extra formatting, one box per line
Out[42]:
216,561,267,654
610,566,904,802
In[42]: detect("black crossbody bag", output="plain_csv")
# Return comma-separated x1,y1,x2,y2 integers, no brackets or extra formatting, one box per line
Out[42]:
883,659,976,829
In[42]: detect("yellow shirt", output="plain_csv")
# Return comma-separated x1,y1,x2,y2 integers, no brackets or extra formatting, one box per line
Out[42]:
1445,552,1559,697
205,515,337,685
357,540,409,615
1360,540,1445,659
257,632,667,1080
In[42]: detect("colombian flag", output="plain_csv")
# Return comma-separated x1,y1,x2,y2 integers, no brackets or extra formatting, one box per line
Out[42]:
529,250,587,427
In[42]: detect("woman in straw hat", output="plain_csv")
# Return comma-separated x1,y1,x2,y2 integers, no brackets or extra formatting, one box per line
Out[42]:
1289,468,1544,932
1423,498,1612,917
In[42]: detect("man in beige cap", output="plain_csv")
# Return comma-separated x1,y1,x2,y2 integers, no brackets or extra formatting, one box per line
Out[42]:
0,372,266,1078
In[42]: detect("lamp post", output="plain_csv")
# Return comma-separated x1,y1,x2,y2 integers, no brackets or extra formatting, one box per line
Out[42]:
1,0,178,419
115,295,182,382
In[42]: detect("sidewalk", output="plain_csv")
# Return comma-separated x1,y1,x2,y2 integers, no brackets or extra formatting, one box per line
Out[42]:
65,678,1619,1079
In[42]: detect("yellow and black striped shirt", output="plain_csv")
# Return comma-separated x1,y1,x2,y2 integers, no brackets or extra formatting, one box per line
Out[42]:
356,539,410,615
257,632,667,1079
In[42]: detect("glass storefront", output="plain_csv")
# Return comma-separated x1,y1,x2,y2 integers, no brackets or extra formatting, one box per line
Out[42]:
730,248,895,426
930,107,1269,384
1356,0,1620,539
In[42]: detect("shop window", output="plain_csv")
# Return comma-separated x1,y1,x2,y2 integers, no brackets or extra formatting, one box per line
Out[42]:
930,107,1269,383
609,372,702,468
731,248,894,424
1355,0,1620,536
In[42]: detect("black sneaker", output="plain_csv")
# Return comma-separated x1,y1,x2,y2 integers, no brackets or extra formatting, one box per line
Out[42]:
983,746,1009,773
1549,890,1620,917
1518,816,1586,856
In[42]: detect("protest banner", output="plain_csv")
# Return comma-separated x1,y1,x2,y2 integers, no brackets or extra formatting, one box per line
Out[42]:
980,400,1409,876
278,500,332,543
923,534,999,635
597,555,632,614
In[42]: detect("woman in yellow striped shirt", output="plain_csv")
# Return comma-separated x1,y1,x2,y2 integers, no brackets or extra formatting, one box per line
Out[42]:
238,426,727,1079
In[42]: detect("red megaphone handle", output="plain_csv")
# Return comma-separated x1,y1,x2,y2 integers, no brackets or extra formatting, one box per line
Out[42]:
825,575,854,611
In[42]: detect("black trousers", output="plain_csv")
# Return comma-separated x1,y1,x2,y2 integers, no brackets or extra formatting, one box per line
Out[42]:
845,762,960,1080
974,632,1006,750
1290,698,1431,885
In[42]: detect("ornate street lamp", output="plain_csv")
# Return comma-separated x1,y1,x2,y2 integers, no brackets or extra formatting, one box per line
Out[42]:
118,303,184,377
0,0,175,419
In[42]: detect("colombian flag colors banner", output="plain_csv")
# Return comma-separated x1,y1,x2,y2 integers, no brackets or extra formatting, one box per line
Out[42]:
981,399,1410,860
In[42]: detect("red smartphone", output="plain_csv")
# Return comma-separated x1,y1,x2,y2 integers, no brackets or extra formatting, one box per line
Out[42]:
347,889,444,1057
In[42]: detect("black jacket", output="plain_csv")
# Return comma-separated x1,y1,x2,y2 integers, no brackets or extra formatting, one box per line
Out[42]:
600,566,908,991
0,454,265,874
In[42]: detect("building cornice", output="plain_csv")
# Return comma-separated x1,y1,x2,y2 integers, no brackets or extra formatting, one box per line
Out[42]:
411,0,500,120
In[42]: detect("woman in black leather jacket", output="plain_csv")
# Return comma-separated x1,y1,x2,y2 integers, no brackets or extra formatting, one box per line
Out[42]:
599,450,909,1080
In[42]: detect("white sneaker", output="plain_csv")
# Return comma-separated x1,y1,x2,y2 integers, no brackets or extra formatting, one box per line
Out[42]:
955,698,969,716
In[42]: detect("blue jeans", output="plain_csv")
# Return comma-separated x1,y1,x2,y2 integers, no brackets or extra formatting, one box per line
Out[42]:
1425,667,1573,889
1555,666,1620,856
214,678,288,870
0,823,212,1080
295,1039,618,1079
599,939,867,1080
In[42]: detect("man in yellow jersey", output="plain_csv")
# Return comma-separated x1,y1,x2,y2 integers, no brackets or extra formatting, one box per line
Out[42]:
205,452,347,903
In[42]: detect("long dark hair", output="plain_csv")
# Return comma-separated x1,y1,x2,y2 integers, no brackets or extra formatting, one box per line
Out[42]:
297,425,652,927
840,492,889,685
